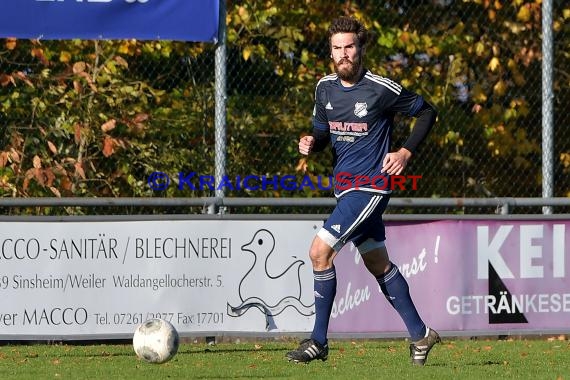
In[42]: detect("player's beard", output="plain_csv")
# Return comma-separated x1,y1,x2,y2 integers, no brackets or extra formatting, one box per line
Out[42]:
334,54,363,83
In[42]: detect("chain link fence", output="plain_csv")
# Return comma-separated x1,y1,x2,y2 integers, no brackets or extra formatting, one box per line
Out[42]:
0,1,568,215
222,1,569,199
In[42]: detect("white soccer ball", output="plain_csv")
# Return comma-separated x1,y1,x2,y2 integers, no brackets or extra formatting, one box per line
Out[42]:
133,318,179,364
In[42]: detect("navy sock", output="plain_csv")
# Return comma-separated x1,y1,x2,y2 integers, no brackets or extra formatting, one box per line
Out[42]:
310,266,336,346
376,262,426,341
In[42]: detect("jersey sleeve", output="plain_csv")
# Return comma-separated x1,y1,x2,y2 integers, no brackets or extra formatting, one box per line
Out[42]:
378,78,436,153
312,82,329,131
391,87,437,153
388,86,425,117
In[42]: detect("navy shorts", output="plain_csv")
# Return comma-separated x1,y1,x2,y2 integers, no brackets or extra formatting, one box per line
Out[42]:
317,191,390,252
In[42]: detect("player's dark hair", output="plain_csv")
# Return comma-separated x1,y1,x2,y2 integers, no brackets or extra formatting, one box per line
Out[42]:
328,17,368,48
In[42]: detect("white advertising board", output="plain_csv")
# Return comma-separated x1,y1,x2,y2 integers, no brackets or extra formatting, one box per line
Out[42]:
0,220,320,339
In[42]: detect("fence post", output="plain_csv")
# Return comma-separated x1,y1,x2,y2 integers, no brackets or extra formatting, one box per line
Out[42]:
205,0,228,346
541,0,554,214
214,0,228,216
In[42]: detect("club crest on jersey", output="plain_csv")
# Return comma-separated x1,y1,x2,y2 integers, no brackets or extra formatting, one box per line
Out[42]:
354,102,368,118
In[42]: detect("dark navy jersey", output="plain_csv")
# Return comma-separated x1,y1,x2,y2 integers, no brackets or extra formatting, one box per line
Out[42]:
312,69,425,197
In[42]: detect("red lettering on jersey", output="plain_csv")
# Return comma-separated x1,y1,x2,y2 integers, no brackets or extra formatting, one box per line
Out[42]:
329,121,343,131
344,122,368,132
329,121,368,132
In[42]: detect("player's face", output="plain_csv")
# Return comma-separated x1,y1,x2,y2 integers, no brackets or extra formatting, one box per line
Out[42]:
331,33,363,83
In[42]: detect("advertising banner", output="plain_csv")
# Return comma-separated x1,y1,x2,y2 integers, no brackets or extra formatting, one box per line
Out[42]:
0,1,219,42
0,218,568,339
330,220,569,335
0,220,318,338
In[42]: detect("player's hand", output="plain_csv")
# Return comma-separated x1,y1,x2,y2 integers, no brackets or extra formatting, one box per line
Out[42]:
382,148,412,175
299,135,315,155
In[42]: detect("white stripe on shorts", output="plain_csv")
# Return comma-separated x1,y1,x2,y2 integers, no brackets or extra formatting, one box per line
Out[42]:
317,228,341,251
338,195,382,242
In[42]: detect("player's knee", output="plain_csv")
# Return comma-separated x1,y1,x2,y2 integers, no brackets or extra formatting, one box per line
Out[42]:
308,246,326,266
308,244,334,270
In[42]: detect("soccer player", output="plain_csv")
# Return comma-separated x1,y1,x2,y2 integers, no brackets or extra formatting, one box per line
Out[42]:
286,16,440,365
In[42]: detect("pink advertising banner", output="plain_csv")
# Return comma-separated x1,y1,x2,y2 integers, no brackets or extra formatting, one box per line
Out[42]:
329,219,570,335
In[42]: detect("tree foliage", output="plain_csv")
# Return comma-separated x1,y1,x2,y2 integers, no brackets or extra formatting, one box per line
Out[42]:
0,0,568,214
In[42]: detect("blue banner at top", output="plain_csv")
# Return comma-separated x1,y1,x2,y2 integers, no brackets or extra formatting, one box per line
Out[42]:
0,0,219,42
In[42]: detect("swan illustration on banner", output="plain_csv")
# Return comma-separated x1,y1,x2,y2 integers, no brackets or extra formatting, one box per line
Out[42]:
227,229,314,329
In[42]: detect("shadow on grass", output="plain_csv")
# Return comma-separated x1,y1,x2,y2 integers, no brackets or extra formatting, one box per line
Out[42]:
178,346,291,355
426,360,504,367
5,344,293,360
